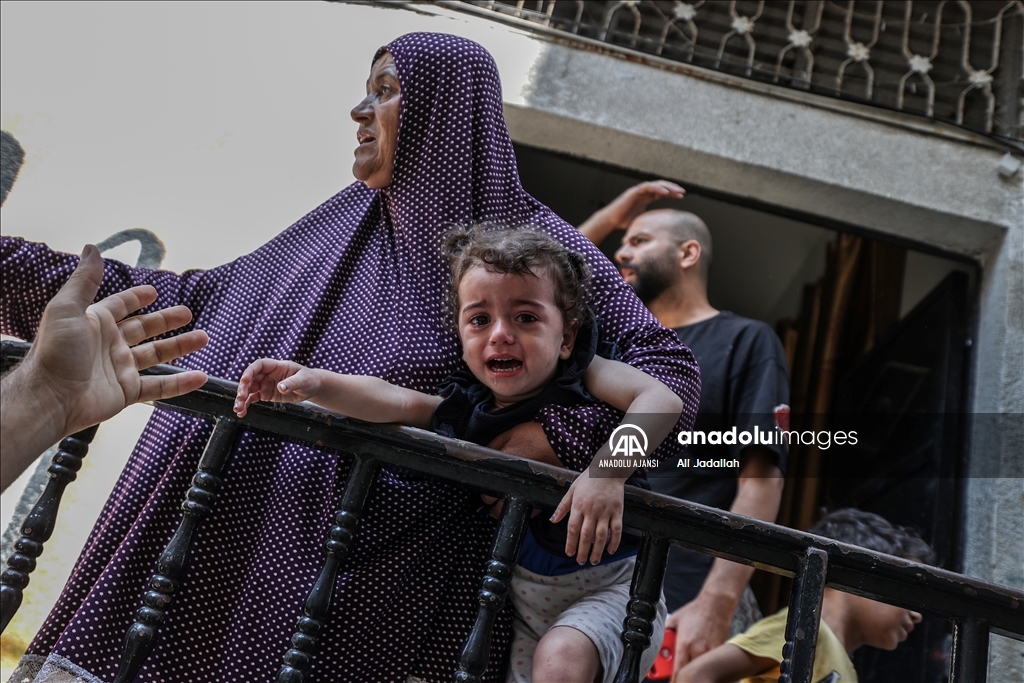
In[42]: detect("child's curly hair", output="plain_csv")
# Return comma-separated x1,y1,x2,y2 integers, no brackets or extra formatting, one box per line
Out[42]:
810,508,935,563
443,224,591,328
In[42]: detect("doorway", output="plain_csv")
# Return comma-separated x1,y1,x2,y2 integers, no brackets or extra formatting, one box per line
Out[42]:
514,142,977,683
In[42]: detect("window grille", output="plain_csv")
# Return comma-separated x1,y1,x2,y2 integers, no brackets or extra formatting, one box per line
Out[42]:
435,1,1024,144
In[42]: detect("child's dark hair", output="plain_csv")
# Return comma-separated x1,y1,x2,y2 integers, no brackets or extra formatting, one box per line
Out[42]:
810,508,935,564
443,224,591,326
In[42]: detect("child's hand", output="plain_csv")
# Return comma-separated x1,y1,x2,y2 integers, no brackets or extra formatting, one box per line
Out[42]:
551,469,625,565
234,358,321,417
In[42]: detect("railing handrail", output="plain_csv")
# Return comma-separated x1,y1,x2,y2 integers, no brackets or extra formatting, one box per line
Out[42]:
405,0,1024,151
3,338,1021,641
2,337,1024,683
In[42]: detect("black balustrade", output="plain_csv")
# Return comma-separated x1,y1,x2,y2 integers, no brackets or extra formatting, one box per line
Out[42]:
455,495,530,682
112,417,242,683
779,547,829,683
2,339,1022,683
0,426,99,633
276,456,380,683
613,535,669,683
951,618,991,683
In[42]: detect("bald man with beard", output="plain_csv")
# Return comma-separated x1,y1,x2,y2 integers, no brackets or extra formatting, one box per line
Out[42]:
579,182,790,681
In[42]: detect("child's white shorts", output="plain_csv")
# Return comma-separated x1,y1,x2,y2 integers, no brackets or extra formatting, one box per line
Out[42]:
506,556,667,683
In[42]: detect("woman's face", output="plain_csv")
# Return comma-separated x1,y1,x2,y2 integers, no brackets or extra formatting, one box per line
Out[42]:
350,52,401,189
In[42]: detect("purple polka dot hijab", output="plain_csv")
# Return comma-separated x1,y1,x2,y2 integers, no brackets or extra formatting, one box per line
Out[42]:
382,33,535,227
5,32,698,683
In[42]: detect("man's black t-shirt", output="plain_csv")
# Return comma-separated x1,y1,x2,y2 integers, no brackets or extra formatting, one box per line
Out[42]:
649,311,790,611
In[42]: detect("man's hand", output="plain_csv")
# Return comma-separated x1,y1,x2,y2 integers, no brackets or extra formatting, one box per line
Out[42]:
578,180,685,245
666,592,736,679
2,245,208,490
668,448,783,679
26,244,209,436
551,468,625,565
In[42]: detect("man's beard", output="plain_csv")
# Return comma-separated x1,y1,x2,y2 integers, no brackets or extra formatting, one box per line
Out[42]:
625,252,676,305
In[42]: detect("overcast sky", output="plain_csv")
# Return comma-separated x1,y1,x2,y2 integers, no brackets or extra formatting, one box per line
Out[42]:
0,1,478,272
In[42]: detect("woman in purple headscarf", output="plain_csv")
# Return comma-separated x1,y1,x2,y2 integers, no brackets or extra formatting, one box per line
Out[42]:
2,33,699,682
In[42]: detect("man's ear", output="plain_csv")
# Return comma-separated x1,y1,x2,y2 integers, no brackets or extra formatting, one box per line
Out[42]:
678,239,702,272
560,320,580,360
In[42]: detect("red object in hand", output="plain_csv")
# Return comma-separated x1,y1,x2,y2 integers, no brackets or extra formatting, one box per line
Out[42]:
648,628,675,681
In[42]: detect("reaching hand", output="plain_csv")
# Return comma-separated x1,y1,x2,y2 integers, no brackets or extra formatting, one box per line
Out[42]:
605,180,686,229
25,244,209,440
666,593,735,680
234,358,321,417
551,468,625,565
578,180,685,244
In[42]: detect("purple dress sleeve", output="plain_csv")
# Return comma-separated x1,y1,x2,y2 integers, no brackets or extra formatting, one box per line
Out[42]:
1,235,222,342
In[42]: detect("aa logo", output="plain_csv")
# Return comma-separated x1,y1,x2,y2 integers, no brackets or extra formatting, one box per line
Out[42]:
608,424,649,458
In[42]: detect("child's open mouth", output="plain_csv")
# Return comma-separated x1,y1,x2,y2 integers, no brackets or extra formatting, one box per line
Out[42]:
487,358,523,374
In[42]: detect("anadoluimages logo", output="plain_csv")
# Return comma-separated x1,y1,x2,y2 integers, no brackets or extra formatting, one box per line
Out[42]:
608,424,649,459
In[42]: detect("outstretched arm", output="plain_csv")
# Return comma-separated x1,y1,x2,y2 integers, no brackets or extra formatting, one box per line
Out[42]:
2,235,217,343
668,448,784,675
577,180,685,245
552,356,684,564
673,643,776,683
1,245,209,491
234,358,441,429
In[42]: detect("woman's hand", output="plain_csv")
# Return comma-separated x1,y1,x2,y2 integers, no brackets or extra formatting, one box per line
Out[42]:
551,469,625,565
234,358,322,417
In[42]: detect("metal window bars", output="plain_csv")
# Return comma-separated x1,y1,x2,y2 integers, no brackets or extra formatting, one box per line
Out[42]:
2,340,1022,683
421,0,1024,144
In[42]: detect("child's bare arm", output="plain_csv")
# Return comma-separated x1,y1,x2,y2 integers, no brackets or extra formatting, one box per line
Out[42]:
234,358,440,429
583,355,685,440
552,356,685,565
674,643,776,683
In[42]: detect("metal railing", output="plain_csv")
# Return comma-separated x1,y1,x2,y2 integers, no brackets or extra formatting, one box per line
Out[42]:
1,339,1022,683
417,0,1024,147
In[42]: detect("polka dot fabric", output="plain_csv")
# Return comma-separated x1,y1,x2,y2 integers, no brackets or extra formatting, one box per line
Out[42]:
0,33,699,683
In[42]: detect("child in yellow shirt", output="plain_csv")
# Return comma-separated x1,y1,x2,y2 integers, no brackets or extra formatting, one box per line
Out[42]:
676,509,934,683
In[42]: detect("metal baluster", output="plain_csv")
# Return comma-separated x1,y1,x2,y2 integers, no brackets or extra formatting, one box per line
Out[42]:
1,426,98,633
613,534,670,683
454,495,530,683
601,1,643,47
541,0,557,28
276,456,380,683
779,547,828,683
836,0,882,99
657,1,702,59
112,417,241,683
716,0,764,75
950,618,989,683
775,0,824,87
567,0,585,35
898,1,941,116
993,3,1021,138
